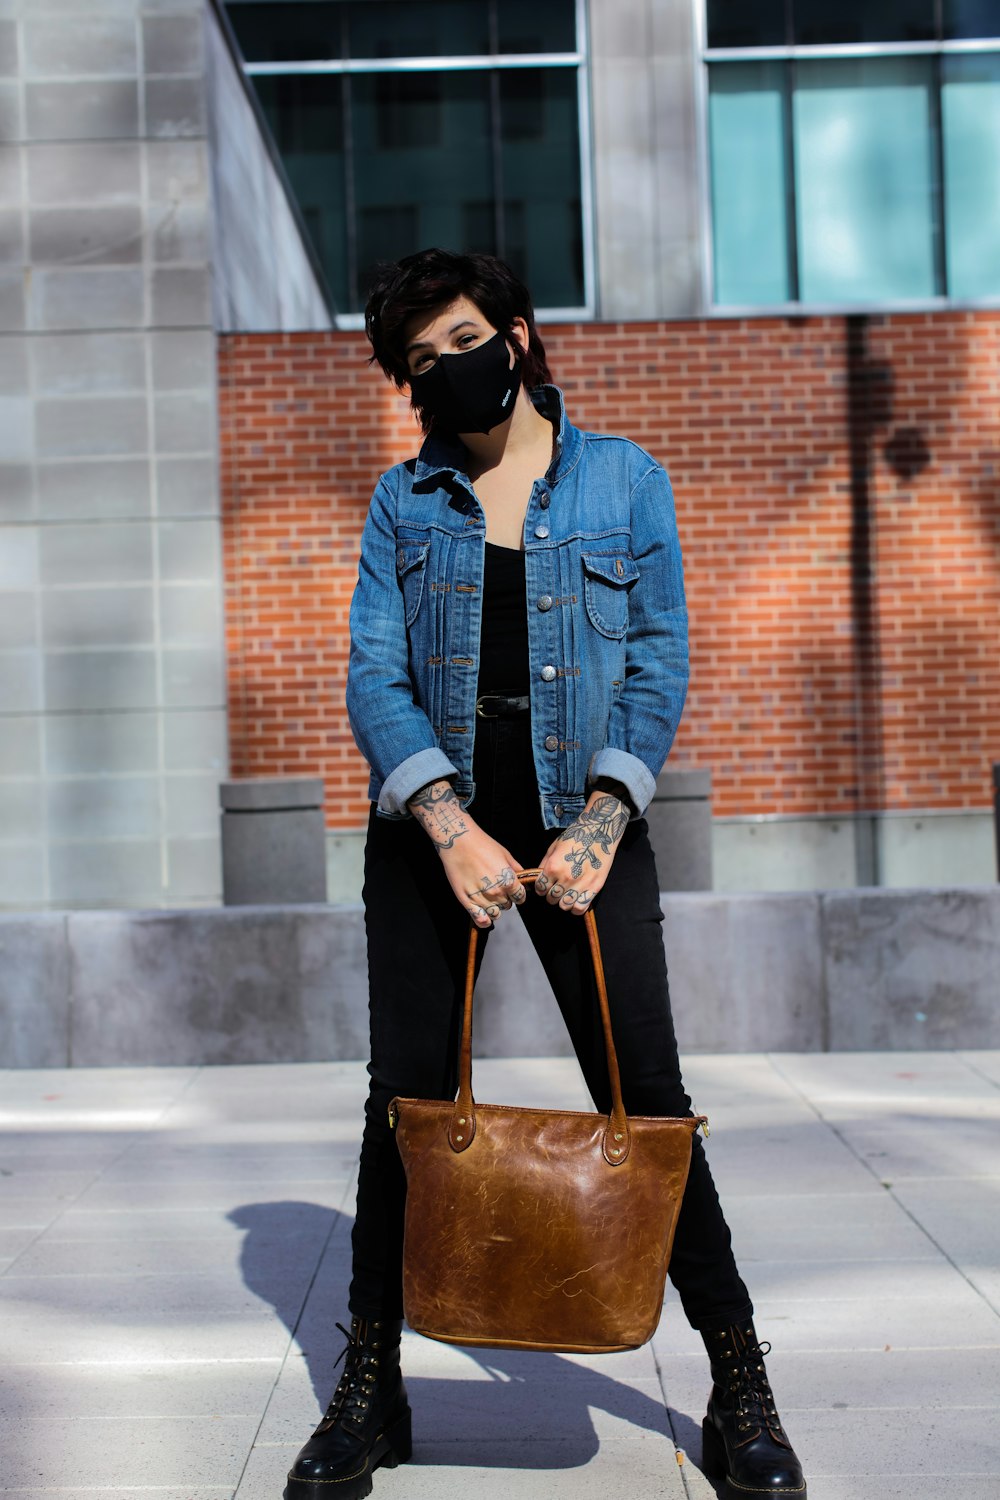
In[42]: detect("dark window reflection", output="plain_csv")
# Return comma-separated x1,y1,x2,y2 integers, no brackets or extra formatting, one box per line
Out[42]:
253,74,348,309
497,0,577,53
353,70,493,307
794,0,936,44
226,2,585,312
349,0,489,58
498,68,582,307
943,0,1000,37
707,0,787,48
227,3,343,62
373,73,443,149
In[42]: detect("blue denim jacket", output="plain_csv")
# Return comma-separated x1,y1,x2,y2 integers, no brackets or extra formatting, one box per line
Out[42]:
346,387,688,827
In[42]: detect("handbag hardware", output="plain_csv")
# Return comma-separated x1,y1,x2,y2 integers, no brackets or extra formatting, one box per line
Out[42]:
390,869,708,1354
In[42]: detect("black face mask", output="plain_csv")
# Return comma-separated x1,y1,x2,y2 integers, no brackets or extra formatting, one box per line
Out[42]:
409,331,522,435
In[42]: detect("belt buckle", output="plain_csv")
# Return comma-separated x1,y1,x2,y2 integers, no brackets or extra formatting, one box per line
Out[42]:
476,695,500,719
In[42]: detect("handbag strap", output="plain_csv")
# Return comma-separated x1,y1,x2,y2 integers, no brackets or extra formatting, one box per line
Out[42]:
450,869,632,1167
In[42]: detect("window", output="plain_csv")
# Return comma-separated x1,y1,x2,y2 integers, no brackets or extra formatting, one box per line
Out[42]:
225,0,589,315
705,1,1000,307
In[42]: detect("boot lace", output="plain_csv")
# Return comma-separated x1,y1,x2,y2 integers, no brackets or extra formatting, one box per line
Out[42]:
720,1331,785,1439
318,1322,379,1432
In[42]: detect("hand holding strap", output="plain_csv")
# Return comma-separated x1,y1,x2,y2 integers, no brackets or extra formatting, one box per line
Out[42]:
450,869,631,1166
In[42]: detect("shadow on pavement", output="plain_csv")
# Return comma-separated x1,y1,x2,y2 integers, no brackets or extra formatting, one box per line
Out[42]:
229,1199,721,1491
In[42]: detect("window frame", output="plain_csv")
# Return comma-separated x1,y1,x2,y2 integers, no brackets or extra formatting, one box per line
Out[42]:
235,0,595,325
695,0,1000,315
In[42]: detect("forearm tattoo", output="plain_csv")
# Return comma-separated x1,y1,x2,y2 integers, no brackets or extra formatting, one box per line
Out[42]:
555,794,629,880
407,780,469,851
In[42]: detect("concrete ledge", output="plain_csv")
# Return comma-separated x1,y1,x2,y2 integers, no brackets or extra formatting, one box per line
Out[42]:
1,887,998,1066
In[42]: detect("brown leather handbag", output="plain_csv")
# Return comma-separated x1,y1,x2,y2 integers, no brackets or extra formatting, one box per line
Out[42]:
389,870,706,1354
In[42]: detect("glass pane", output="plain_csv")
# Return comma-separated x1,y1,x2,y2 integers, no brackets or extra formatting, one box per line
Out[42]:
708,63,791,305
793,0,936,44
351,71,493,307
498,68,583,306
707,0,786,49
252,74,348,309
794,58,940,302
225,3,343,63
942,53,1000,297
943,0,1000,38
348,0,489,59
496,0,577,53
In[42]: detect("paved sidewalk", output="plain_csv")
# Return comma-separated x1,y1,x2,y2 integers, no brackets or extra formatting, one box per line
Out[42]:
1,1052,998,1500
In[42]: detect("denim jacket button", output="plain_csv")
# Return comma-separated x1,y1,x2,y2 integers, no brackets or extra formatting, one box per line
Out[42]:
534,524,550,538
554,802,564,816
540,664,557,682
544,734,559,752
537,595,553,612
539,494,550,509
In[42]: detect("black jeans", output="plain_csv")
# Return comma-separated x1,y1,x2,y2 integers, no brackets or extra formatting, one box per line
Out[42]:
349,713,753,1332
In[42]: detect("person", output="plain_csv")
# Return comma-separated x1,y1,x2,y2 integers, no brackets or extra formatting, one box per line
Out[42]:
284,249,807,1500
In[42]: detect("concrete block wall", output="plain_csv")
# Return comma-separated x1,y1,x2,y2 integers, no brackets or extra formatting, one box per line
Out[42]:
0,0,330,911
2,887,997,1067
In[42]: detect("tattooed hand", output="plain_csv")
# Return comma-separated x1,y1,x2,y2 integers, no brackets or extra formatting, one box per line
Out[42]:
407,779,525,929
407,780,470,852
535,790,630,916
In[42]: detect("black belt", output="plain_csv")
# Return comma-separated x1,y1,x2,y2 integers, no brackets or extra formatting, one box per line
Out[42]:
475,692,530,718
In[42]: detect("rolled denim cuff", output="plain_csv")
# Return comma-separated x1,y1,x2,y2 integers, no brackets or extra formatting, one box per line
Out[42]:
377,747,460,818
587,748,657,820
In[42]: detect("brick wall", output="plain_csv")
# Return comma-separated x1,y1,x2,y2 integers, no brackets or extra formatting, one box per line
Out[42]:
217,312,1000,828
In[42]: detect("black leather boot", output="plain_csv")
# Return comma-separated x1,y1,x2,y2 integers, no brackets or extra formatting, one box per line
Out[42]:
700,1319,806,1498
284,1316,411,1500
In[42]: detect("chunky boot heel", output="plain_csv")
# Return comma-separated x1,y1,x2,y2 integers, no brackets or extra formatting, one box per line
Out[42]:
284,1317,411,1500
700,1414,726,1479
380,1409,412,1468
700,1319,807,1498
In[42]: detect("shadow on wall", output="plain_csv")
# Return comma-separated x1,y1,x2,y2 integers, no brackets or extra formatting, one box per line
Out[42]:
226,1199,722,1492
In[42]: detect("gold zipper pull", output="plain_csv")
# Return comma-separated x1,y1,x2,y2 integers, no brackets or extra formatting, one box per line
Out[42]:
697,1115,710,1138
388,1102,398,1130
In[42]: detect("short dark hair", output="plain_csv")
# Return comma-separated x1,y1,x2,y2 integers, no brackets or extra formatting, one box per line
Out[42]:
364,248,553,431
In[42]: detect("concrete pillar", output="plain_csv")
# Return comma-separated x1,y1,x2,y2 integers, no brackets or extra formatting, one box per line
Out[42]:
0,0,329,911
646,768,713,891
588,0,704,318
221,778,328,905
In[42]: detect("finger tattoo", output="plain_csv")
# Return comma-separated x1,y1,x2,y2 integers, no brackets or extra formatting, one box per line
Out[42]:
549,883,565,899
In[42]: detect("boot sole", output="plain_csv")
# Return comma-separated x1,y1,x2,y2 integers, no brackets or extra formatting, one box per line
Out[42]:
284,1408,412,1500
701,1417,807,1499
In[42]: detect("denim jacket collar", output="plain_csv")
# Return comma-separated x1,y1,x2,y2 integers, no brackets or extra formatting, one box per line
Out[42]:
411,384,584,488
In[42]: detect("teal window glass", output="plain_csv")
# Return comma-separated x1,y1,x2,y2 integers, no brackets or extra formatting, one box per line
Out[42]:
942,53,1000,298
709,63,791,305
352,70,491,296
227,3,344,62
225,1,585,313
498,68,583,306
793,58,941,302
253,74,348,308
943,0,1000,38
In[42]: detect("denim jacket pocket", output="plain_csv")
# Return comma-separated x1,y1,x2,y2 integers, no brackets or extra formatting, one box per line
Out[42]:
395,535,430,627
581,551,640,639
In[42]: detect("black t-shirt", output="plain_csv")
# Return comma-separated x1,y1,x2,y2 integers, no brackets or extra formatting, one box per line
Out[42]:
477,542,530,696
